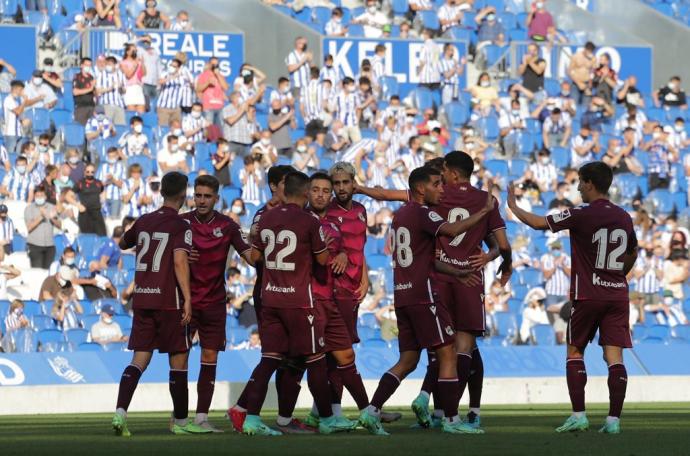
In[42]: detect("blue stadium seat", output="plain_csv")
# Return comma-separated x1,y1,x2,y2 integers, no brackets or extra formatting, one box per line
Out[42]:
647,324,671,341
12,234,26,252
62,123,85,148
484,159,510,178
507,298,522,315
483,44,507,68
509,158,530,176
0,300,9,318
229,327,249,345
51,109,73,128
550,146,570,169
419,10,440,30
640,336,665,344
362,338,388,348
113,314,132,330
0,0,19,20
37,329,66,352
530,324,556,345
12,328,38,353
410,87,435,111
29,108,51,135
311,6,331,23
103,341,128,352
81,314,101,329
493,311,517,341
477,115,500,141
359,312,379,328
221,186,242,207
127,155,154,177
379,75,400,100
79,342,105,351
672,191,687,210
367,254,390,270
444,102,469,128
66,328,90,346
616,173,641,201
23,300,44,317
668,337,689,345
76,233,100,260
357,326,379,341
632,323,647,342
347,24,364,36
651,2,674,17
645,189,674,215
508,28,528,41
519,268,543,286
498,11,517,29
121,254,135,271
32,315,56,330
447,27,472,42
392,0,409,16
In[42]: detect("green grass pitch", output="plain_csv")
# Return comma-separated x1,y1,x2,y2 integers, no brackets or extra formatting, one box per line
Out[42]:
1,404,689,456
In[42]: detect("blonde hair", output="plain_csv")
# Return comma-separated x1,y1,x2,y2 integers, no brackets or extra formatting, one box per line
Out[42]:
329,161,356,179
9,300,24,312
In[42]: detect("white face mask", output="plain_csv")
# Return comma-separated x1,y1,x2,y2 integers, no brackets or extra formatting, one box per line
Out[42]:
669,82,678,90
133,124,143,133
60,175,70,183
16,166,26,174
231,205,243,214
675,124,684,132
480,80,490,88
367,6,377,14
382,216,392,225
83,66,93,75
540,156,550,165
261,138,271,146
173,128,183,136
375,156,385,165
103,315,113,324
192,111,202,119
170,144,179,152
64,257,75,266
105,65,115,73
33,77,43,86
297,145,307,153
35,197,46,206
653,131,661,139
179,20,188,28
536,1,544,9
168,65,178,74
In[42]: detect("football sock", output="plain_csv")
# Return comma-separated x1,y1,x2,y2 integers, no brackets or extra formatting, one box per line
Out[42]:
169,369,189,421
196,362,216,415
332,404,342,416
468,347,484,410
566,358,587,413
456,352,472,402
246,356,282,415
278,364,305,420
370,371,401,411
306,355,333,418
420,351,438,395
327,355,344,407
338,362,369,410
194,413,208,424
437,377,460,419
116,364,142,412
607,363,627,418
276,416,292,426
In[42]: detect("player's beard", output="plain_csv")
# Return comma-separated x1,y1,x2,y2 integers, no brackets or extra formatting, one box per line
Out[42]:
336,191,353,206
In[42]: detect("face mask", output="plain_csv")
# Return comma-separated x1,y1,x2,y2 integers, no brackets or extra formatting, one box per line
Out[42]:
297,145,307,153
653,132,661,139
394,165,405,173
103,315,113,324
552,250,561,257
179,20,188,28
170,144,179,153
348,85,356,93
561,90,570,97
536,1,544,8
64,257,75,266
261,138,271,146
375,156,385,165
33,77,43,86
35,197,46,206
85,174,94,180
512,109,520,116
675,124,684,132
38,145,48,153
430,136,438,143
273,109,281,115
492,286,502,294
480,80,490,88
83,66,92,75
669,82,677,90
96,114,105,121
107,157,117,164
168,65,178,74
486,13,496,21
302,43,308,51
192,111,202,119
13,308,23,316
16,166,26,174
368,6,377,13
105,65,114,73
69,156,80,165
231,205,243,214
142,42,151,50
60,175,69,183
173,128,183,136
540,156,549,165
382,216,392,225
133,124,143,133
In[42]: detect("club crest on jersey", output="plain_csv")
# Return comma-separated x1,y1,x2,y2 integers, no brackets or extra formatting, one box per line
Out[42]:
428,211,443,222
552,209,571,223
445,326,454,336
213,227,222,238
184,229,193,246
358,212,366,223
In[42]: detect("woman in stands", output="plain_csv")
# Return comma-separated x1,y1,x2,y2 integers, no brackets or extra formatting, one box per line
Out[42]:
120,44,146,114
468,72,501,117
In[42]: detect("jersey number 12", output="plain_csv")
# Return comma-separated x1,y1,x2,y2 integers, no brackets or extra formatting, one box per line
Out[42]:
592,228,627,271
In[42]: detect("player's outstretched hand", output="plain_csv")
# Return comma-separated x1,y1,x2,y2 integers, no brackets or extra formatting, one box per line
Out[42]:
181,300,192,326
498,260,513,287
330,252,348,275
507,182,517,210
484,192,496,213
458,272,482,288
468,250,491,269
188,248,200,263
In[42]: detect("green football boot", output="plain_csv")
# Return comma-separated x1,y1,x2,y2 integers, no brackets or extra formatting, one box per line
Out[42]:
442,420,485,434
555,414,589,433
358,410,389,436
112,413,131,437
242,415,282,436
598,420,621,434
411,393,432,428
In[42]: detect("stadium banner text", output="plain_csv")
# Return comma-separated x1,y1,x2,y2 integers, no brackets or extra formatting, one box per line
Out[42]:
87,29,244,79
322,37,468,98
0,25,37,81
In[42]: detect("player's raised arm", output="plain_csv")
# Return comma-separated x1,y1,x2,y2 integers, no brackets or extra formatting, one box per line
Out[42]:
439,192,494,238
356,183,409,202
507,182,549,230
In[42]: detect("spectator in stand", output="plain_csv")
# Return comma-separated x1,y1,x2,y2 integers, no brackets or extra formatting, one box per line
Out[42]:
157,135,189,175
669,118,690,150
210,139,233,186
325,7,348,36
568,41,596,105
118,115,150,157
222,92,253,156
0,205,13,262
542,107,571,149
196,57,229,127
469,72,501,116
24,186,59,269
644,124,678,191
417,29,442,92
136,0,170,29
333,77,362,143
527,0,554,42
519,43,546,96
353,0,390,39
548,182,574,209
664,249,690,303
1,155,35,202
96,147,125,218
231,328,261,350
91,303,127,346
634,244,664,313
439,43,465,105
72,57,96,125
51,286,83,331
85,106,116,161
356,76,377,129
285,37,312,99
3,80,30,154
498,98,527,157
95,0,122,27
170,10,192,31
301,66,329,137
89,227,123,273
581,96,614,132
74,164,107,236
65,148,86,184
320,54,342,87
121,163,152,218
519,286,549,344
603,133,643,176
653,76,688,109
271,77,295,115
0,58,17,93
592,53,617,104
616,75,644,109
182,102,207,147
24,70,57,110
96,55,126,126
438,0,464,33
120,43,146,113
251,131,279,168
4,300,30,334
156,57,184,127
54,164,74,194
475,6,505,50
540,240,571,344
530,148,558,192
268,97,296,155
239,155,265,205
399,21,418,39
291,138,320,173
570,124,599,168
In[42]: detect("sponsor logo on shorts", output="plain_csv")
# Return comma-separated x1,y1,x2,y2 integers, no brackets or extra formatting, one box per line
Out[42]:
135,286,161,294
266,282,296,294
592,273,626,289
445,326,454,336
551,209,571,223
394,282,412,291
439,251,470,267
213,227,223,238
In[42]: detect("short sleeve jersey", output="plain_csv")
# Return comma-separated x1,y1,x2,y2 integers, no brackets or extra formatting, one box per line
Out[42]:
253,203,327,309
391,201,447,307
546,199,637,301
325,201,367,296
434,184,505,281
121,206,193,310
181,210,250,309
311,211,342,300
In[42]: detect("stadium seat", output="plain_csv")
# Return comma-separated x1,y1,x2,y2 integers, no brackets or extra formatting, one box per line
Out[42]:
672,324,690,340
519,268,543,286
229,327,249,345
379,76,400,99
32,315,56,330
12,328,38,353
50,109,73,128
640,336,665,344
81,314,101,329
62,123,85,148
410,87,435,111
477,115,500,141
392,0,409,16
221,187,242,207
493,311,517,341
646,324,671,341
66,328,90,347
484,159,510,178
530,324,556,345
362,338,388,348
645,189,674,215
419,10,440,30
616,173,641,201
12,234,27,252
483,44,507,68
23,300,44,317
358,312,379,328
509,158,530,176
498,11,517,30
29,108,51,135
0,300,9,318
508,28,528,41
512,284,528,301
507,298,522,315
37,329,65,352
347,24,364,36
444,102,470,128
368,254,390,270
550,146,570,169
79,342,105,351
103,341,128,352
311,6,331,24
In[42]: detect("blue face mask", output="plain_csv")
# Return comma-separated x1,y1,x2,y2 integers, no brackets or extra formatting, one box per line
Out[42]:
552,250,561,257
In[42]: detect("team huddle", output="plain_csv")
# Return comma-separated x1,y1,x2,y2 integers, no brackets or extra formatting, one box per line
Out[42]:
110,152,638,437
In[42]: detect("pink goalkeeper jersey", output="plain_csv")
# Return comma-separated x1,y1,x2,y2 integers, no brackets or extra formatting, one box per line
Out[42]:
546,199,637,301
325,200,367,297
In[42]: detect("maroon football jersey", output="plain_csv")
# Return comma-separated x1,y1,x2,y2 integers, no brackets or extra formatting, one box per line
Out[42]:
253,203,327,309
391,201,447,307
181,210,250,309
434,184,505,281
325,201,367,297
122,206,193,310
311,211,342,300
250,204,274,308
546,199,637,301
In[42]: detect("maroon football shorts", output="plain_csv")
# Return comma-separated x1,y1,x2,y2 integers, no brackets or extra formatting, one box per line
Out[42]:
436,279,486,336
190,304,227,351
334,294,360,344
567,299,633,348
316,298,353,351
128,308,191,354
260,306,327,357
395,301,455,352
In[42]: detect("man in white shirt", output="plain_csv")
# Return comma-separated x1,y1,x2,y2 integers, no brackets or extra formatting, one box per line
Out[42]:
325,7,348,36
24,70,57,110
3,80,28,153
353,0,390,38
529,148,558,192
570,124,599,168
542,107,571,149
117,116,150,157
157,135,189,175
90,304,127,346
417,29,442,90
170,10,192,31
498,99,527,157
